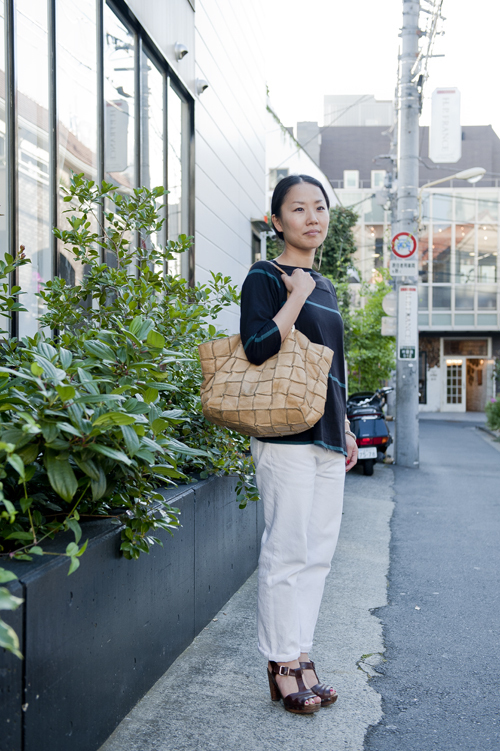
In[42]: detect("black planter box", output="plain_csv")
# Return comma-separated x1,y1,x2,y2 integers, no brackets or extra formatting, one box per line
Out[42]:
0,476,263,751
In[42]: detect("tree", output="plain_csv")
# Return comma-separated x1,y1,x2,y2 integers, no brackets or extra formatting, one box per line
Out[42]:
347,270,396,394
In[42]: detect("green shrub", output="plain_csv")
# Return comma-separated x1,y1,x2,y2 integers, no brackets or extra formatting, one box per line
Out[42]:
485,398,500,431
0,175,257,577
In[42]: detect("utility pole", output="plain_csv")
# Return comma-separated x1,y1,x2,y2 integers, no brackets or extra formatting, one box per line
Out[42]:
394,0,420,468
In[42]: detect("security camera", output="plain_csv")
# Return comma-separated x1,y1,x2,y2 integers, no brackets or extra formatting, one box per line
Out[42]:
196,79,209,95
175,43,188,61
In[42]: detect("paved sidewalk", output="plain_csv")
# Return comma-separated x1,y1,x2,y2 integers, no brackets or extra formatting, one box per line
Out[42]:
99,465,394,751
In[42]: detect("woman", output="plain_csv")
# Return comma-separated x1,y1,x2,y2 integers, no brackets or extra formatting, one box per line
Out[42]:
240,174,358,714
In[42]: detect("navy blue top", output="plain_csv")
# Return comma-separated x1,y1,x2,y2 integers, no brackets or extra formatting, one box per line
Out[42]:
240,260,347,455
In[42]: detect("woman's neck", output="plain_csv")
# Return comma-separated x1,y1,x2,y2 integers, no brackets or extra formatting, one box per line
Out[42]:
276,244,316,269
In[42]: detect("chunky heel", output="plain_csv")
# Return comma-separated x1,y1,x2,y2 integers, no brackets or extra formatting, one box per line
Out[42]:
267,670,280,701
267,662,320,714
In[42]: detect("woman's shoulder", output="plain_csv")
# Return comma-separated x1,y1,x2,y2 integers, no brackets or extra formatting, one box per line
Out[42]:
244,260,283,287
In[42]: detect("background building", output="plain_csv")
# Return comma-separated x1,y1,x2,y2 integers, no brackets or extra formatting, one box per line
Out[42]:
0,0,266,337
314,109,500,413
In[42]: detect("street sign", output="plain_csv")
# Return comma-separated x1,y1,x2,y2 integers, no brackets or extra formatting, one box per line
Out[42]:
381,316,397,336
390,232,418,276
398,286,418,360
429,88,461,164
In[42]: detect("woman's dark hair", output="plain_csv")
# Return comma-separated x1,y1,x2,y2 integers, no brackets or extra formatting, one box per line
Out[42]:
271,174,330,241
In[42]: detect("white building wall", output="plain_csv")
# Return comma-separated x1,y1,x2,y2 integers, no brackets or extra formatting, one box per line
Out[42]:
194,0,267,333
265,106,336,212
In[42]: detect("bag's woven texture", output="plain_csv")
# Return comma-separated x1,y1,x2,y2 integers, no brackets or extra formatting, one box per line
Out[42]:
198,329,334,437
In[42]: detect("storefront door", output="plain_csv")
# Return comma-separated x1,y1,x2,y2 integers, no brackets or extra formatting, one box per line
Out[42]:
441,357,466,412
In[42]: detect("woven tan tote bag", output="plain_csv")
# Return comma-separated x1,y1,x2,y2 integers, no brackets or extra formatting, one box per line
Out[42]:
198,327,334,438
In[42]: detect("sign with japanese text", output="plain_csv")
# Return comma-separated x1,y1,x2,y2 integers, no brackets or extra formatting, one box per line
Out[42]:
390,232,418,276
398,286,418,360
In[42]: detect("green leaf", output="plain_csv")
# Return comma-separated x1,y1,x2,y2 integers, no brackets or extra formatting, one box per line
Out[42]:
129,315,144,336
84,340,115,360
7,454,25,480
121,424,140,456
143,387,158,405
59,422,83,438
5,531,34,541
151,418,169,434
72,456,100,480
29,546,44,556
146,330,165,349
65,542,79,557
0,588,24,610
30,362,44,377
0,619,23,659
91,444,133,465
93,412,136,427
0,569,18,584
91,465,107,501
67,518,82,544
20,496,32,513
59,348,73,369
56,385,75,402
45,450,78,502
68,557,80,575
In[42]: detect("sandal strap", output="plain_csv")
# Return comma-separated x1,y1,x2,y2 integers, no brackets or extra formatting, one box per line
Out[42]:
269,661,307,692
299,660,315,671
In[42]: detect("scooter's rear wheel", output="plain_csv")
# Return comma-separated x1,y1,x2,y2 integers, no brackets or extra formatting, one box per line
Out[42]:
363,459,374,476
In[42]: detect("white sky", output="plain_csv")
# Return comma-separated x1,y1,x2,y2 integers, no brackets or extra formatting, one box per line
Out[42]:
265,0,500,138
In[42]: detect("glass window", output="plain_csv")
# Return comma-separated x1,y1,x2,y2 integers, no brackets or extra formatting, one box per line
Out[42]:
418,225,429,282
0,1,7,277
443,339,488,356
104,5,135,193
364,225,384,268
477,192,498,224
57,0,97,286
477,225,497,283
455,286,474,310
269,168,288,190
432,193,452,223
140,50,165,250
477,285,497,310
433,286,451,309
432,224,451,282
418,286,428,310
168,82,189,275
455,223,475,284
343,170,359,189
16,0,50,339
363,196,384,223
455,192,476,223
371,170,385,189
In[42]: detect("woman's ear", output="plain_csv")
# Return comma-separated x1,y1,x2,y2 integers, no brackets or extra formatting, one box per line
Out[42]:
271,213,283,234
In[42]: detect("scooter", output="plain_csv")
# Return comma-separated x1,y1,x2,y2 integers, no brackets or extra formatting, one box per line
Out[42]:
346,387,393,476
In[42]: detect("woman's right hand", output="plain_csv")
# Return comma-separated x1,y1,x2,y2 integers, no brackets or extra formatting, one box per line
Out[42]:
281,268,316,300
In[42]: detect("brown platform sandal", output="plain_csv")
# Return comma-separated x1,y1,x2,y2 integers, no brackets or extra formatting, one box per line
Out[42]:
299,660,338,707
267,662,320,715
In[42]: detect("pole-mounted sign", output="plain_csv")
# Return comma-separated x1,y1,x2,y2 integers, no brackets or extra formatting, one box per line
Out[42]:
390,231,418,276
397,286,418,360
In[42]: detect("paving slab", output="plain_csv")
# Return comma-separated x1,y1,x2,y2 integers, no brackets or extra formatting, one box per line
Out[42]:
99,464,394,751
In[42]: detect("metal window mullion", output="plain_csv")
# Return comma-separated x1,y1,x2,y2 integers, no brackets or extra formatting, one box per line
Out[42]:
163,72,168,276
134,30,140,276
96,0,104,260
48,0,57,281
187,95,195,287
5,0,16,336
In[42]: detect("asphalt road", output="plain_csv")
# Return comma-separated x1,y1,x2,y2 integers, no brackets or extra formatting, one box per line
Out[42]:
365,419,500,751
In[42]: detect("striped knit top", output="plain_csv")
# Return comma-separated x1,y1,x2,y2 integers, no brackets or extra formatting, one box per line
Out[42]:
240,260,347,456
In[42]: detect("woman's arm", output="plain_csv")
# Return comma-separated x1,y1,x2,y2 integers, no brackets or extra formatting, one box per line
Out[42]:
273,269,316,341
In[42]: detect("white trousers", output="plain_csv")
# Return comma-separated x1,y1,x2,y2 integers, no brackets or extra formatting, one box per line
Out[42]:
251,438,346,662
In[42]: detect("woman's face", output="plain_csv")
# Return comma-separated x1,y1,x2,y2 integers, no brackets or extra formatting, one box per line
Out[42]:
272,182,329,252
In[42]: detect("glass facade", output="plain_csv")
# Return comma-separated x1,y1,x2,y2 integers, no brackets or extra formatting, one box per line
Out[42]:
3,0,193,338
337,187,500,329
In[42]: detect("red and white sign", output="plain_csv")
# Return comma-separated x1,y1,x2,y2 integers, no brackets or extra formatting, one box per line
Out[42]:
391,232,417,259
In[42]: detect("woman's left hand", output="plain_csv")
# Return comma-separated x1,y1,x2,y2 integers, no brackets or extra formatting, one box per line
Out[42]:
345,434,358,472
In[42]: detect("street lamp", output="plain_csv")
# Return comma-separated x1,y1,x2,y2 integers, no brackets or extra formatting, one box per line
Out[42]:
418,167,486,226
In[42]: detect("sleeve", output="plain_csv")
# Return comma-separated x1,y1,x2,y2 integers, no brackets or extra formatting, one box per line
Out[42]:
240,264,283,365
